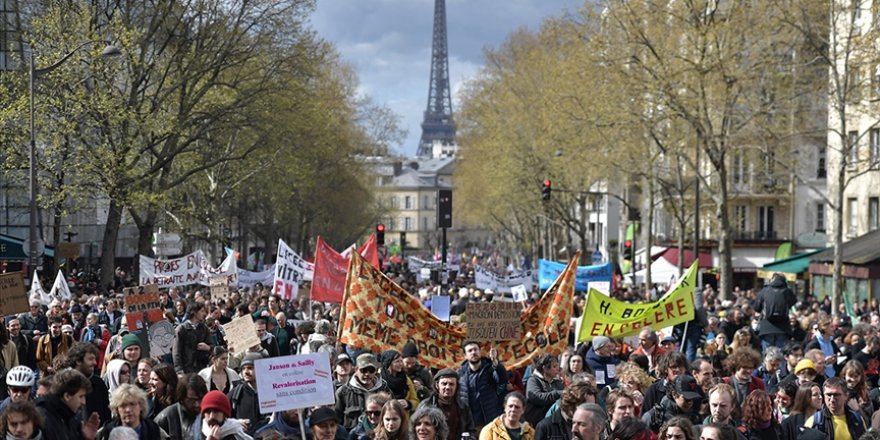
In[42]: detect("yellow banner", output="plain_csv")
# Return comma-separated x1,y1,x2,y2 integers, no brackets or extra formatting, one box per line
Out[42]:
339,252,578,370
577,262,698,342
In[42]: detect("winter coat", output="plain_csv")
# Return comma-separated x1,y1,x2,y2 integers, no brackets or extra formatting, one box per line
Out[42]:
18,312,48,338
154,402,199,440
96,417,167,440
335,376,391,430
524,372,563,426
173,320,211,373
533,409,570,440
585,347,620,389
198,366,242,393
35,334,73,373
417,393,476,440
407,364,435,401
723,375,766,406
478,415,534,440
641,395,701,432
779,412,808,440
755,276,796,337
36,395,84,440
812,406,866,440
229,382,265,434
459,358,509,426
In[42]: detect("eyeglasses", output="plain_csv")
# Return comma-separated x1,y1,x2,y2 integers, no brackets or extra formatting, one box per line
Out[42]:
359,367,376,374
8,387,28,394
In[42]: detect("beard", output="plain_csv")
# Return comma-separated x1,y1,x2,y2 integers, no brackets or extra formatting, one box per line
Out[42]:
572,432,584,440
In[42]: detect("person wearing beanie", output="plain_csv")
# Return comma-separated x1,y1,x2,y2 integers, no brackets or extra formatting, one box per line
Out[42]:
402,342,434,401
68,304,86,336
201,390,252,440
416,368,475,440
120,333,142,365
585,336,621,391
228,354,266,434
379,350,419,412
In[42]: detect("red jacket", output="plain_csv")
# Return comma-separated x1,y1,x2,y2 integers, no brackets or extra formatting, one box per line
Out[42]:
632,345,667,373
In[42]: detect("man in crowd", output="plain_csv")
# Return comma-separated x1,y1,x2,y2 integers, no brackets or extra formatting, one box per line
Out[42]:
36,369,100,440
570,403,607,440
173,302,212,374
755,273,797,349
0,366,35,412
643,351,688,411
814,377,866,440
228,353,265,433
690,357,716,394
155,374,208,439
722,348,765,405
632,329,666,375
417,368,474,440
7,317,35,371
458,342,508,431
310,407,341,440
35,317,73,375
334,353,354,389
60,342,110,424
18,301,47,341
254,318,280,358
336,353,390,430
200,390,251,440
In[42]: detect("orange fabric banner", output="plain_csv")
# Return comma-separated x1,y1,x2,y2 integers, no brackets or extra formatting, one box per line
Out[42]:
339,252,578,370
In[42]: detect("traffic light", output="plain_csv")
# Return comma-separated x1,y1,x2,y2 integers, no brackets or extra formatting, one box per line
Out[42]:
399,232,406,248
376,223,385,245
623,240,633,261
541,179,552,201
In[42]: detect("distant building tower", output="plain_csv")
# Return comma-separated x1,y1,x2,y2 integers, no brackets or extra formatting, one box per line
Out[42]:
416,0,457,158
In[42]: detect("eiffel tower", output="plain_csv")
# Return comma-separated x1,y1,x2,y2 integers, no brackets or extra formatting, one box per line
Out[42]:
416,0,457,158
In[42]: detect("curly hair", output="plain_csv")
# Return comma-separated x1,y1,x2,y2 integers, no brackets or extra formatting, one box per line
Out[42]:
657,351,688,379
723,347,761,372
110,384,149,419
741,390,774,429
0,401,42,437
409,406,449,440
560,381,598,416
658,417,696,440
617,363,655,393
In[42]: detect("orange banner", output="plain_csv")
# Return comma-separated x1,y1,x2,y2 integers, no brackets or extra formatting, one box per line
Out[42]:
339,252,577,370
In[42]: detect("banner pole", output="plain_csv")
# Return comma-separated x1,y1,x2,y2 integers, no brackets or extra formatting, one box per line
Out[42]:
335,253,356,351
297,409,306,436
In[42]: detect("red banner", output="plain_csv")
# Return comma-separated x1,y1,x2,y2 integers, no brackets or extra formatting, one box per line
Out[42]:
311,234,381,303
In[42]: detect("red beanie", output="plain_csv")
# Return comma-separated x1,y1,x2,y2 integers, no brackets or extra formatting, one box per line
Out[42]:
201,390,231,417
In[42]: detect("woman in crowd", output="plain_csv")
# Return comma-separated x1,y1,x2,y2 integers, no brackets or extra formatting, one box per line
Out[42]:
773,381,798,423
615,363,654,409
524,354,564,426
658,417,696,440
739,390,779,440
779,382,822,440
97,384,167,440
479,392,534,440
841,360,873,418
564,354,586,388
700,423,740,440
379,350,419,412
147,364,178,418
135,358,156,392
608,417,652,440
370,400,410,440
729,328,754,352
412,406,449,440
198,347,240,394
104,359,132,396
0,401,43,440
605,388,638,435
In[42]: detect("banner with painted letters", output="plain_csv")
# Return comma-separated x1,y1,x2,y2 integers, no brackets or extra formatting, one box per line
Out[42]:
339,251,577,370
312,235,382,303
238,266,275,288
538,259,614,292
139,250,238,288
474,265,533,293
273,239,310,300
577,261,697,342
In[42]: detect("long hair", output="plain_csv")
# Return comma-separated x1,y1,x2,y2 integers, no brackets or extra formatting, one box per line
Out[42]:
741,390,775,429
841,360,869,402
0,401,42,437
371,400,410,440
658,417,696,440
151,363,178,407
790,382,818,415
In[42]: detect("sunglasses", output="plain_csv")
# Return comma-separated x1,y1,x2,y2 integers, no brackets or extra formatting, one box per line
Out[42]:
8,387,28,394
359,367,376,374
365,411,381,417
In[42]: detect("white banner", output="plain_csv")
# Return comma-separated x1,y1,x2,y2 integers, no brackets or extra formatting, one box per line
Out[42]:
474,265,533,293
30,272,51,306
274,239,309,300
238,265,275,288
49,270,72,301
139,250,238,288
255,353,334,414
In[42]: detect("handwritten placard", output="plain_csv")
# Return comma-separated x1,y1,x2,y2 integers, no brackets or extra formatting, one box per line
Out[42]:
0,273,29,316
466,302,522,342
209,276,230,301
511,284,528,302
255,353,334,413
123,285,164,330
224,314,261,353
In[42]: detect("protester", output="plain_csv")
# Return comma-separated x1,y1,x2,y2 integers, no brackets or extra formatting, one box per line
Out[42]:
754,273,796,350
379,350,419,412
35,318,72,375
722,348,765,406
524,354,564,426
658,417,696,440
570,403,607,440
643,352,689,411
779,382,821,440
228,354,264,433
605,389,638,433
585,337,621,390
310,406,342,440
812,377,866,440
479,392,534,440
36,369,100,440
738,390,779,440
402,342,434,401
642,375,703,431
96,384,166,440
134,358,155,392
0,400,43,440
0,366,35,412
632,330,666,375
198,347,241,394
199,390,252,440
146,363,177,419
608,417,652,440
336,353,391,430
154,373,208,439
349,392,392,440
172,303,211,374
417,368,474,440
104,359,131,396
459,342,508,430
368,400,409,440
411,406,449,440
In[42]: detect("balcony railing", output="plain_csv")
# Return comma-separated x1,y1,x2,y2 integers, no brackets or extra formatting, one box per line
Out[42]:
732,230,779,241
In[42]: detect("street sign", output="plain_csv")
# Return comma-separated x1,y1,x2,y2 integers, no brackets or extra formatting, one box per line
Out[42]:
21,239,45,258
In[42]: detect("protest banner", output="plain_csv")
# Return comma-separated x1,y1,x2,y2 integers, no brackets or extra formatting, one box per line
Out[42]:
255,353,334,414
30,272,51,306
0,273,29,316
123,285,164,331
538,259,614,292
339,251,578,370
273,239,309,300
139,250,238,288
203,251,239,287
238,266,275,288
466,302,521,342
49,270,72,301
209,276,230,301
577,261,698,341
474,266,533,293
224,314,261,352
148,320,175,357
312,235,383,303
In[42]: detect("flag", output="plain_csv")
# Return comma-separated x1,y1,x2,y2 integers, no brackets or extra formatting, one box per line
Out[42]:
311,237,350,303
49,270,72,301
30,272,51,305
339,251,579,370
358,233,380,268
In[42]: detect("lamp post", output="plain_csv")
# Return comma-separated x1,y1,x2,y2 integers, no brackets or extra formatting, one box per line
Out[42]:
28,43,121,277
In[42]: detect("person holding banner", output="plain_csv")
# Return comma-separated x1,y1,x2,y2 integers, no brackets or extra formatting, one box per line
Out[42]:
458,343,508,430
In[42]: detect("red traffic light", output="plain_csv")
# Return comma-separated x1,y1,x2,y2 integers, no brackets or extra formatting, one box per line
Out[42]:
543,179,552,188
376,224,385,232
624,240,632,248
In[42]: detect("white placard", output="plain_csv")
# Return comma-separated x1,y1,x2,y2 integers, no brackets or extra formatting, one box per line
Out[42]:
587,281,611,295
255,353,335,414
511,284,528,302
273,239,309,299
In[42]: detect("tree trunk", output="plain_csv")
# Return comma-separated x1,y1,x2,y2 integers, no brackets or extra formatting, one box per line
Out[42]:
100,199,124,290
832,130,847,316
52,205,62,276
135,208,158,281
645,174,654,289
716,167,734,301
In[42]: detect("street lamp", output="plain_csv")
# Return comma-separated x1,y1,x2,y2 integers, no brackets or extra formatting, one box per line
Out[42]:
28,42,121,277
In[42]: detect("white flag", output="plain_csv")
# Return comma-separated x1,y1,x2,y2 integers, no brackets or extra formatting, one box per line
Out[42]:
30,272,51,305
49,270,72,301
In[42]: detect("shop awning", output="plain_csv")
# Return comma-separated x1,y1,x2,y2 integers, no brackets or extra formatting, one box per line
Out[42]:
758,248,827,281
0,234,55,261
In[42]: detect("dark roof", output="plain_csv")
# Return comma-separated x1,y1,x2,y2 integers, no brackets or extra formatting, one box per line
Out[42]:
810,228,880,265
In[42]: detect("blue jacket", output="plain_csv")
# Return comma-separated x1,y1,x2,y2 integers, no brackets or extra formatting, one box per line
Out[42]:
458,357,508,426
585,347,620,389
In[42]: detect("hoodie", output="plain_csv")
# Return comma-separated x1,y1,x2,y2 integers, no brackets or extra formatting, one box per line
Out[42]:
334,375,390,430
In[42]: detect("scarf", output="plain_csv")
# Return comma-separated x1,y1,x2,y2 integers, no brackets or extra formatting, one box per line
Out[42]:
6,431,41,440
383,369,409,399
201,418,253,440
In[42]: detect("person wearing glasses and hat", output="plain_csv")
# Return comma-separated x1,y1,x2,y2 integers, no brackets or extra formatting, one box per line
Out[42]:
335,353,391,430
641,374,704,432
416,368,475,440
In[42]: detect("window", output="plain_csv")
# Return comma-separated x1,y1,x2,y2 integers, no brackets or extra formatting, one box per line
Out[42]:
734,205,748,232
759,206,775,238
873,65,880,98
817,147,827,178
404,196,413,209
388,219,396,231
872,128,880,163
404,217,413,231
849,198,859,235
391,196,399,209
422,217,428,231
849,131,859,166
732,152,745,185
870,197,879,231
848,66,862,102
854,0,862,20
423,196,429,209
816,203,825,232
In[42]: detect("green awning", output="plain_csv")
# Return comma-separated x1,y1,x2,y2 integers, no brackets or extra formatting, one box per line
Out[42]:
758,248,827,280
0,234,55,261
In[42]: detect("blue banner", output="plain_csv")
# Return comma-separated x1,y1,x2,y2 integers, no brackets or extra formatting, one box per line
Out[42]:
538,259,613,292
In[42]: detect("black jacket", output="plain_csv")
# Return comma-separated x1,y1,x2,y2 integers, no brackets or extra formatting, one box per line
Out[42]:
524,372,563,426
417,394,475,440
755,276,796,337
534,409,570,440
154,402,199,440
173,320,211,373
86,374,111,426
458,358,509,426
229,382,266,434
36,395,84,440
96,417,163,440
812,406,866,440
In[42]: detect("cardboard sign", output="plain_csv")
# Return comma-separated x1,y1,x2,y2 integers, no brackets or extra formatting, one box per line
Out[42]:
466,302,522,341
209,276,230,301
255,353,335,414
123,285,164,331
511,284,528,303
56,242,80,259
273,239,309,300
224,314,261,353
0,273,29,315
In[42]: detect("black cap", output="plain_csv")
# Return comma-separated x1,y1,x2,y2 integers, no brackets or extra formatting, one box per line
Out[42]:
402,342,419,358
310,407,338,425
673,375,703,401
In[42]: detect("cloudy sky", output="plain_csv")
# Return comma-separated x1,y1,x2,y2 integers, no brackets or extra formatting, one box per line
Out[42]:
309,0,583,157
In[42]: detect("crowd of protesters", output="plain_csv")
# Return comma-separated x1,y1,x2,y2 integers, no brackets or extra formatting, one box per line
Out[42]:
1,262,880,440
